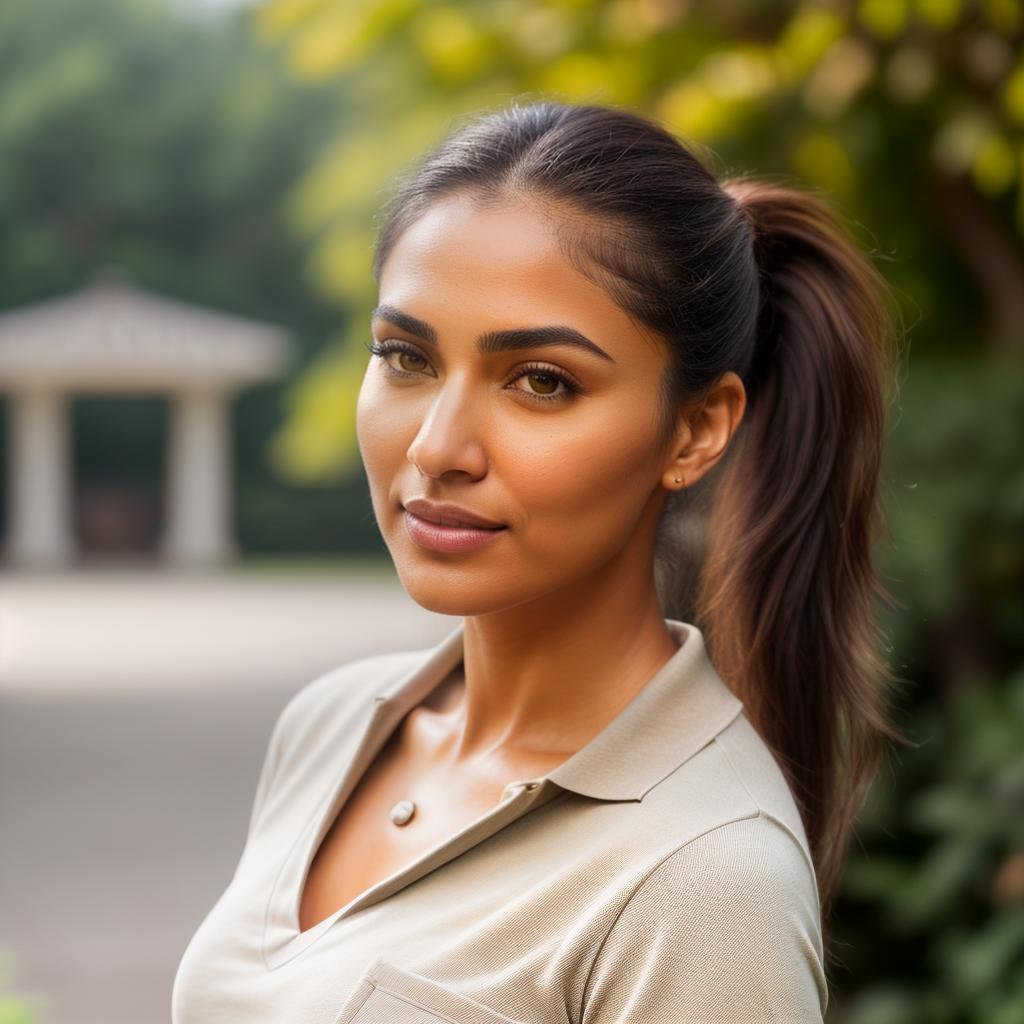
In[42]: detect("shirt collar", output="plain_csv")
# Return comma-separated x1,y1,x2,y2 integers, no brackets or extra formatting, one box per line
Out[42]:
373,617,744,802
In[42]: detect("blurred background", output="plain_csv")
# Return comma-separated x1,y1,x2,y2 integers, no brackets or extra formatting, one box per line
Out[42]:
0,0,1022,1021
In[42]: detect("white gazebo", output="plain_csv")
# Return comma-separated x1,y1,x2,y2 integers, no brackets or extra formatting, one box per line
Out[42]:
0,268,292,568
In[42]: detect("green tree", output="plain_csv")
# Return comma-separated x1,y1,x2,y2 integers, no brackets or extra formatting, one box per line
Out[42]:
0,0,335,336
0,0,387,552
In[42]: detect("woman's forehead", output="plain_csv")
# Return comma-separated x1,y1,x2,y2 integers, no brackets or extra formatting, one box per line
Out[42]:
378,194,660,358
382,194,573,282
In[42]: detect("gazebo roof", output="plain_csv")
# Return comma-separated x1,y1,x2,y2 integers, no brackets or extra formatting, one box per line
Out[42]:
0,268,293,390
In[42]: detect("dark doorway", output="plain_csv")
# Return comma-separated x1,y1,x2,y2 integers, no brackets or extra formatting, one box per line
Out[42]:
72,395,167,561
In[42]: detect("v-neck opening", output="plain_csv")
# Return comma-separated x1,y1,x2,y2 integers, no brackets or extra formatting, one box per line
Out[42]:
261,630,565,971
289,698,410,937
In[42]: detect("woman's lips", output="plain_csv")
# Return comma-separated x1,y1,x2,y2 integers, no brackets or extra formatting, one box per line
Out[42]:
403,509,508,552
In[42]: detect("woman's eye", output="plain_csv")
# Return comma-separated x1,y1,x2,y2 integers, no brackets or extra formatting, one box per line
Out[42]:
511,363,582,403
367,340,430,374
389,348,427,373
513,371,567,400
365,339,581,405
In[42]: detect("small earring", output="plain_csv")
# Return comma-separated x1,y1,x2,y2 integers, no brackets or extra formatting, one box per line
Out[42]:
674,477,682,485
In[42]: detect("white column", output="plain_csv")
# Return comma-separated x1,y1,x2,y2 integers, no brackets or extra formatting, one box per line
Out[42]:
161,388,236,567
5,389,75,568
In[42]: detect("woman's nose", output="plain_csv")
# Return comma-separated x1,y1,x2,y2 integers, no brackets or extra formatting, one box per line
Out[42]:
405,378,488,480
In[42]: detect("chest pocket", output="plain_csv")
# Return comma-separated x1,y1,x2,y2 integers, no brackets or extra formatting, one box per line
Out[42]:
335,956,525,1024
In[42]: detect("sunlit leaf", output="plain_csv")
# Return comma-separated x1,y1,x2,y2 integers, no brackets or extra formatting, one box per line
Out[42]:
252,0,327,43
657,77,735,142
599,0,689,43
981,0,1024,33
536,50,619,100
775,7,848,82
308,223,376,303
971,131,1016,195
1017,141,1024,235
413,6,492,83
884,43,937,104
790,129,856,195
497,1,577,61
280,0,420,80
913,0,963,30
286,7,366,79
287,136,382,233
702,45,778,102
544,0,600,12
269,332,369,482
931,108,994,174
361,0,422,46
804,35,877,119
858,0,910,40
287,105,446,236
1003,58,1024,124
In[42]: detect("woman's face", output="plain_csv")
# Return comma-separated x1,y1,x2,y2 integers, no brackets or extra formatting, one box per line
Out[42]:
357,192,681,617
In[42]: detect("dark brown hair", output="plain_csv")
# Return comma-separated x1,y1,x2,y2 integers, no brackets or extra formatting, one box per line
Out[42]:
372,98,906,935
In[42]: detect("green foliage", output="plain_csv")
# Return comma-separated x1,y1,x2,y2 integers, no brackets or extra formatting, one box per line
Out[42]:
0,0,335,326
878,355,1024,676
831,665,1024,1022
826,356,1024,1022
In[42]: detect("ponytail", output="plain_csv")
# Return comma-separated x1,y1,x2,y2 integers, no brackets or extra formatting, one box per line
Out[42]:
701,177,908,924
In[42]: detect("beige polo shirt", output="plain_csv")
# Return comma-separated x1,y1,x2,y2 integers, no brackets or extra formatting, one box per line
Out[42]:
172,617,827,1023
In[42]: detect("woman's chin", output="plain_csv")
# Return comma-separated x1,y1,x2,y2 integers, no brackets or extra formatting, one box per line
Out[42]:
392,563,514,618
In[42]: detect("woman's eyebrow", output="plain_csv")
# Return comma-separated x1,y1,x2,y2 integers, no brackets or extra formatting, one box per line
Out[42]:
370,303,615,363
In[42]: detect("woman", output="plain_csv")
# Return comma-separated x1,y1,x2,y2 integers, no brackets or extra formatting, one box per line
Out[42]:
173,99,904,1023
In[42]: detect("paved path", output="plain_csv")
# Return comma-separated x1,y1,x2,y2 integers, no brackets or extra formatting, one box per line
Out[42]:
0,567,456,1024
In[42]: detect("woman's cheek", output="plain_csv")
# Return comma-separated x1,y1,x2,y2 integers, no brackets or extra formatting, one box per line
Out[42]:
513,454,648,566
358,382,409,474
354,373,380,465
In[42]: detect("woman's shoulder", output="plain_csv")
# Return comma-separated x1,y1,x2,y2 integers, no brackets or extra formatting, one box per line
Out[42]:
656,810,820,916
643,708,817,880
712,711,817,864
582,809,829,1022
583,723,830,1021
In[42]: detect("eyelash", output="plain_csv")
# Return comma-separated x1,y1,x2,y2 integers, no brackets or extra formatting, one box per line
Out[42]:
364,339,583,404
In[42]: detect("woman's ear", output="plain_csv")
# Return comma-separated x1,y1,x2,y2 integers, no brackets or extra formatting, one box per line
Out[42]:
661,371,747,490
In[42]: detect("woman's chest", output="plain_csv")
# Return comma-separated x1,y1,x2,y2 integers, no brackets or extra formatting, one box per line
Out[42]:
298,714,515,933
298,760,506,933
175,788,650,1024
